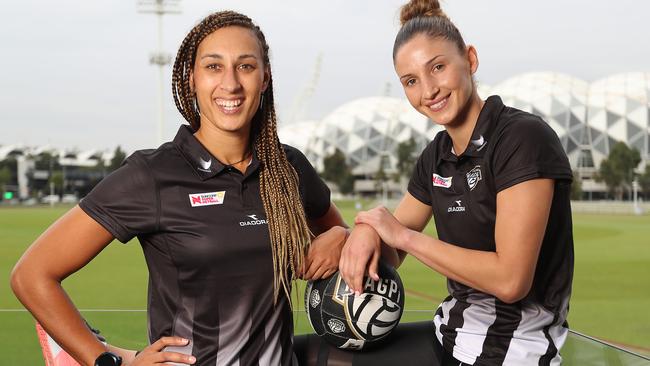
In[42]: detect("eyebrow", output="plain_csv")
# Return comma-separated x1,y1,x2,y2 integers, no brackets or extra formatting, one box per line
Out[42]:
399,54,443,81
200,53,259,61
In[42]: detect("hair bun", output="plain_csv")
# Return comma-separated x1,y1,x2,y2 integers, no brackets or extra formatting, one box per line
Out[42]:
399,0,446,26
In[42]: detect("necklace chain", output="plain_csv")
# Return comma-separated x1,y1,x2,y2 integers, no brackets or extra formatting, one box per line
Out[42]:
225,150,252,166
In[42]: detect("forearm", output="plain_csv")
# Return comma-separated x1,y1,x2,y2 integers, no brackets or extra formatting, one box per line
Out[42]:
380,242,403,268
12,274,106,366
399,229,529,303
309,202,348,236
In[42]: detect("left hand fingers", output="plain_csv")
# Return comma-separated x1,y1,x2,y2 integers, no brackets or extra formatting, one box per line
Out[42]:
303,257,337,280
303,261,318,280
298,255,313,279
323,268,336,279
356,207,382,221
355,212,377,227
308,265,337,281
309,263,331,280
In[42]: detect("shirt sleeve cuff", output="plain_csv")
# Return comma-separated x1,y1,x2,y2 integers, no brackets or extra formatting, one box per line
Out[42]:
78,199,133,243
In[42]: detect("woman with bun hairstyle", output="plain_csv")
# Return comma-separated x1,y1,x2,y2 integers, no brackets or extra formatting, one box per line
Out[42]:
340,0,574,364
12,10,348,366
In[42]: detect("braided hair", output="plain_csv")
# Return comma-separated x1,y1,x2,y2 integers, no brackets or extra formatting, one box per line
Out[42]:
171,11,312,303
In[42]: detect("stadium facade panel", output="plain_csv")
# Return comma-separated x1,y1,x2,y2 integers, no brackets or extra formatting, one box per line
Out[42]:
489,72,590,168
585,72,650,167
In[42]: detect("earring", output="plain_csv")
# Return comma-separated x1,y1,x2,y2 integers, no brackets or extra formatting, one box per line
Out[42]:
259,94,265,110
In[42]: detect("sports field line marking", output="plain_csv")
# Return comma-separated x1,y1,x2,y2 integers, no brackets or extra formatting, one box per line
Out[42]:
405,288,441,303
0,309,147,312
0,308,435,313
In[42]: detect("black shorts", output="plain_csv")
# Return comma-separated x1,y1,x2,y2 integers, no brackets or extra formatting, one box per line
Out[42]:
294,321,467,366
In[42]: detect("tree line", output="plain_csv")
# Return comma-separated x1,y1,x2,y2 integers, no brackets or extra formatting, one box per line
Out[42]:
322,139,650,201
594,142,649,200
2,141,649,201
321,138,419,196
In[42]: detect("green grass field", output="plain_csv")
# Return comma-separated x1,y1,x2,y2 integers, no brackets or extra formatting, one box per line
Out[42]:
1,201,649,364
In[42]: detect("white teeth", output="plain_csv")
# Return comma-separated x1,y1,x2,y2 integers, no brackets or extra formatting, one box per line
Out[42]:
216,99,242,108
431,98,446,110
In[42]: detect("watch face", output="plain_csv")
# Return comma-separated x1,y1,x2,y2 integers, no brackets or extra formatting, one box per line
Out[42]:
95,352,122,366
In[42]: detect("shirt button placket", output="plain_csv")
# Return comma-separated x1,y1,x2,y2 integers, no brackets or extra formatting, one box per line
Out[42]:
241,179,250,208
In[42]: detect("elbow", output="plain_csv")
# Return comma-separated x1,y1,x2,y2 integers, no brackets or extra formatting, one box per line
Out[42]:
494,279,532,304
10,260,49,303
10,263,28,300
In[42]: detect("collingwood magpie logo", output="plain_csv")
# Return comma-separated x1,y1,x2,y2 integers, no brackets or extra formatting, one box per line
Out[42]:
239,214,267,227
447,200,466,213
310,289,321,308
327,319,346,334
198,157,212,173
466,165,482,191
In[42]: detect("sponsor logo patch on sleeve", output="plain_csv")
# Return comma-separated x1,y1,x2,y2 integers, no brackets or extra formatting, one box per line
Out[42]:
189,191,225,207
432,173,453,188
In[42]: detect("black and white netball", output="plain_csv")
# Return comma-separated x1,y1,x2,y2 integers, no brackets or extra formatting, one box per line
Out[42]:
304,261,405,350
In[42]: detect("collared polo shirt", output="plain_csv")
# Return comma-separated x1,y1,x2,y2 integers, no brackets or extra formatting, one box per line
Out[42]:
80,125,330,366
408,96,574,365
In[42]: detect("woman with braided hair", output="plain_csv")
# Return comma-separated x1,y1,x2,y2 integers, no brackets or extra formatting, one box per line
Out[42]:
12,10,347,366
340,0,574,365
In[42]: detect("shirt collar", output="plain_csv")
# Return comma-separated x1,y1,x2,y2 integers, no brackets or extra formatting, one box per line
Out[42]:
437,95,505,165
173,125,260,181
464,95,504,157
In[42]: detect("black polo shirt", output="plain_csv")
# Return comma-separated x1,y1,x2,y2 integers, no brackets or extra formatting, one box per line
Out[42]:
408,96,574,365
80,125,330,366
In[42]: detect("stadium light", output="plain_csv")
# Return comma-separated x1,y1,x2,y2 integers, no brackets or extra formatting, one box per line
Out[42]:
137,0,181,145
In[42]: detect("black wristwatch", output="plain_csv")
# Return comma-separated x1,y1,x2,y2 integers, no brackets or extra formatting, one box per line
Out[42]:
94,351,122,366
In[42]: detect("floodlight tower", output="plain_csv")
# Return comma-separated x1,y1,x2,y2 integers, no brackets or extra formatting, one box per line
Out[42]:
137,0,181,145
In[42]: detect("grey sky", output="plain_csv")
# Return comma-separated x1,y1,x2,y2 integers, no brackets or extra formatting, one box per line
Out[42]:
1,0,648,153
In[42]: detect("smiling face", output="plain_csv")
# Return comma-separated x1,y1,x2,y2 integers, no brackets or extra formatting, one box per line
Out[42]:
191,26,270,135
394,34,478,128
